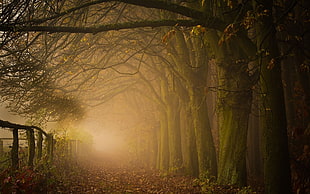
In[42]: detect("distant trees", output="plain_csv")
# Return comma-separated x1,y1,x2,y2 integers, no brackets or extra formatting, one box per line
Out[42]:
1,0,309,193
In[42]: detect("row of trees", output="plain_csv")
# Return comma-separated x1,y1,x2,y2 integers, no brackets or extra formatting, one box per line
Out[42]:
1,0,309,193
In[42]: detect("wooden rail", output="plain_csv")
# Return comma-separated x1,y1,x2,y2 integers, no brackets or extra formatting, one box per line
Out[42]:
0,119,53,170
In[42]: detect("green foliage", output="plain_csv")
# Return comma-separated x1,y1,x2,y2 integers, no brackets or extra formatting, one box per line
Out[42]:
192,173,217,193
237,186,255,194
192,175,258,194
0,154,11,169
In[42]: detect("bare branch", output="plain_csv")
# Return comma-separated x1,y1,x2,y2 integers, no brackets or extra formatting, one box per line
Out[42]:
0,20,205,33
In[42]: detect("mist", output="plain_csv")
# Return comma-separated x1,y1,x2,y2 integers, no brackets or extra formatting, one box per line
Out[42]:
1,0,309,193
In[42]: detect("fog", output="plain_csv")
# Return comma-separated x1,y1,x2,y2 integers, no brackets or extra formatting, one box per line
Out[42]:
79,114,128,159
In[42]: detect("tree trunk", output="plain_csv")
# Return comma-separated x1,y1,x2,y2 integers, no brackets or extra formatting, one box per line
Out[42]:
247,92,263,183
189,85,217,177
150,127,158,169
181,104,199,177
216,66,252,186
158,110,169,172
167,93,183,173
255,0,292,193
170,29,217,178
0,140,3,156
205,29,254,186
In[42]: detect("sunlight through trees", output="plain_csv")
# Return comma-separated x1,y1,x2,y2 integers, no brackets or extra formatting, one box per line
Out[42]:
1,0,309,193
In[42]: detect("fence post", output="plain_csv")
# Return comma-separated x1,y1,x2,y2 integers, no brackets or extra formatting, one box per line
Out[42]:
27,128,35,167
0,139,3,156
12,128,19,170
37,131,43,160
47,134,54,163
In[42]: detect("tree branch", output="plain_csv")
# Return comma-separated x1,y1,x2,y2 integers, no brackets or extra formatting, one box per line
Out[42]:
0,20,210,34
24,0,225,29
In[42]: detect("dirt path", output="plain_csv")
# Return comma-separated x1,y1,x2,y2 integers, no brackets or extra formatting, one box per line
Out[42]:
51,153,263,194
54,158,201,193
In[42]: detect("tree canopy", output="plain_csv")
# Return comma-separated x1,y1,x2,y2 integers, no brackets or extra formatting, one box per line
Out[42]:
1,0,309,193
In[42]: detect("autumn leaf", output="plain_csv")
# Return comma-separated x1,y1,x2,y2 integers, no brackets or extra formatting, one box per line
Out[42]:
162,29,176,44
218,24,238,45
267,58,275,70
191,25,207,36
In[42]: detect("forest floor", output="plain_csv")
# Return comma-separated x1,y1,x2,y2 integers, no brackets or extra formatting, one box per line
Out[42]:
54,160,201,193
1,152,263,193
50,153,263,194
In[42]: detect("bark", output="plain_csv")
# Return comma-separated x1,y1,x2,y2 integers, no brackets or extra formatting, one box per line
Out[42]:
167,93,183,173
178,79,199,177
158,110,169,172
217,96,252,186
205,29,254,186
247,93,263,182
189,85,217,177
255,0,292,193
168,29,217,177
278,0,310,130
216,65,252,186
0,20,202,34
0,140,3,155
0,0,227,33
180,101,199,177
150,127,158,169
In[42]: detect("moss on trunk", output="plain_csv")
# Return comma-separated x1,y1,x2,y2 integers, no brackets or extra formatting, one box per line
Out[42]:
167,94,183,173
189,86,217,177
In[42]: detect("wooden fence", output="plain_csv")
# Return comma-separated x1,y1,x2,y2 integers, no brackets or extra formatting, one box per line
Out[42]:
0,120,89,170
0,120,54,170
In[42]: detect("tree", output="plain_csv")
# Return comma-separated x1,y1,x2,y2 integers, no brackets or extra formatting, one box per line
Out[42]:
1,0,303,192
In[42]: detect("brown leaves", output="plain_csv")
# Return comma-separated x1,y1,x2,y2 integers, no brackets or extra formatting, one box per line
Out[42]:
191,25,207,36
162,29,176,44
242,11,255,30
52,160,202,193
218,24,238,46
267,58,276,70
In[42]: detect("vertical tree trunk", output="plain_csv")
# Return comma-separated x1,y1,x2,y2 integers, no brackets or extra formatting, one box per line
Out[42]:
181,104,199,177
27,128,35,167
158,110,169,172
150,127,158,169
205,29,254,186
12,128,19,170
169,30,217,178
189,86,217,177
216,74,252,186
255,0,292,193
167,93,183,173
247,93,263,183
